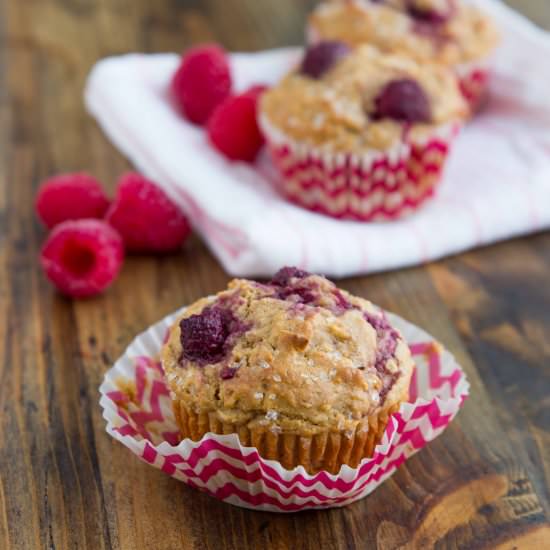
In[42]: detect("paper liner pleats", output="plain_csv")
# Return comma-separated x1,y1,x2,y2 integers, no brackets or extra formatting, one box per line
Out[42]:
259,116,460,222
100,308,469,512
174,400,402,474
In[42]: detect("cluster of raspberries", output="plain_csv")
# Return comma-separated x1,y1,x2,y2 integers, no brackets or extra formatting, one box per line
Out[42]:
170,43,267,162
38,44,268,299
37,172,191,298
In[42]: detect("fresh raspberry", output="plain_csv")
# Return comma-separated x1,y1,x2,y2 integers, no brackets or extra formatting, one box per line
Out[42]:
180,307,234,363
40,219,124,298
374,78,431,123
300,41,351,79
35,172,110,229
171,43,232,125
105,173,191,253
270,266,310,287
207,91,265,162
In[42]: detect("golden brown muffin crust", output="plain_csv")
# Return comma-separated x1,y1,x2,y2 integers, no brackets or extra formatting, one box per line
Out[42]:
308,0,500,66
260,44,466,153
162,270,414,437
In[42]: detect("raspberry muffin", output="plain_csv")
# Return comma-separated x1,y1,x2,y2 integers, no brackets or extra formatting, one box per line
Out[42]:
259,44,466,221
162,267,414,474
307,0,500,112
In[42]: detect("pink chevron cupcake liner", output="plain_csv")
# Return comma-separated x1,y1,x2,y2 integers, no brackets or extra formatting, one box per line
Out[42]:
260,116,460,221
100,307,469,512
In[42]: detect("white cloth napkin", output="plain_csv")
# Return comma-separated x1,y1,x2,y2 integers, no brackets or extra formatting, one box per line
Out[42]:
85,0,550,278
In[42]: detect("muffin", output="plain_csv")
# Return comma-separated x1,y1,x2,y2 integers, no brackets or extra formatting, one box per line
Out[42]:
259,44,466,221
162,267,414,474
307,0,500,112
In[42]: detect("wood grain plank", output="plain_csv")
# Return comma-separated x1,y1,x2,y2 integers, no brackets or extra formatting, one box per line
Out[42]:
341,265,550,547
428,236,550,517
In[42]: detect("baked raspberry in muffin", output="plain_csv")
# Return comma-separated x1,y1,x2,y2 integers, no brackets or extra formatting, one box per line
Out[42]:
259,44,466,221
162,267,414,474
307,0,500,112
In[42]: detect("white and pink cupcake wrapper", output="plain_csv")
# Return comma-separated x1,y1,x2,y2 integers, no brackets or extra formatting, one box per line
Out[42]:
99,308,469,512
260,115,460,222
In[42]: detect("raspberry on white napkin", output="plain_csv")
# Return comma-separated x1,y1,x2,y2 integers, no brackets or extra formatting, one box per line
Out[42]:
85,0,550,278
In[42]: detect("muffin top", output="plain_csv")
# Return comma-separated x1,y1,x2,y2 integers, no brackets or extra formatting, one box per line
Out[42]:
260,43,466,152
308,0,499,66
162,267,414,436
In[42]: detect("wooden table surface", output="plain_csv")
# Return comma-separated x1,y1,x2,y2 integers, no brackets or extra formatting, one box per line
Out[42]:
2,0,550,548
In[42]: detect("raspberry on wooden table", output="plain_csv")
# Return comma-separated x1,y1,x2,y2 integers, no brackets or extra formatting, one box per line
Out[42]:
35,172,110,229
171,43,232,125
105,172,191,253
40,219,124,298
